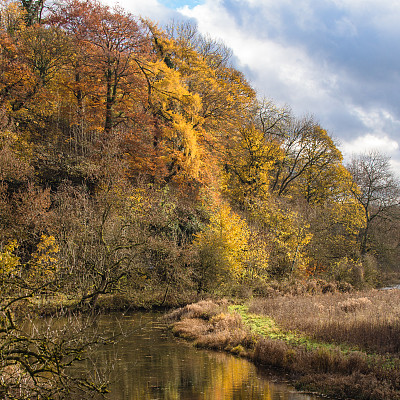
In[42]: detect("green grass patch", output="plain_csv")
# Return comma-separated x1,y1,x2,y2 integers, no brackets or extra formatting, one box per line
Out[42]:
230,304,315,344
230,304,363,352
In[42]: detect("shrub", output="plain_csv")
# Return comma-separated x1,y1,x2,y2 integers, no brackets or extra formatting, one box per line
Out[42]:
253,338,294,369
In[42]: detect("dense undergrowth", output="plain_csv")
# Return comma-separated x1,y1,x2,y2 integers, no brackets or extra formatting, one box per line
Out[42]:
166,290,400,400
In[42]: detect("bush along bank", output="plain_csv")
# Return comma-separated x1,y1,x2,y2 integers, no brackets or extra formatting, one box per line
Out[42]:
165,299,400,400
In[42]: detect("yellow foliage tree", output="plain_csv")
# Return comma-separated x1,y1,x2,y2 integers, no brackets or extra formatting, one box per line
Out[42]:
0,239,19,281
306,197,366,274
193,203,250,292
29,234,59,283
223,123,283,206
146,22,256,189
248,198,312,278
140,25,208,185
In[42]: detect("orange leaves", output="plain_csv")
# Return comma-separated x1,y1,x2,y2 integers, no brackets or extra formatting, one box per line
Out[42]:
49,0,151,133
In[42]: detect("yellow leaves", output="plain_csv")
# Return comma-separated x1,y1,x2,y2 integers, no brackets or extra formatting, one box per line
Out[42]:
149,58,202,119
223,124,283,204
245,240,269,280
0,239,20,276
29,235,59,280
128,187,150,216
330,199,366,236
0,236,60,284
249,198,312,277
0,0,26,33
268,207,312,256
145,52,207,183
194,202,250,283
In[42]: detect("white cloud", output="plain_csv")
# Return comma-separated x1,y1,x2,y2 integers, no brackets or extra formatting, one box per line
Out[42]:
334,17,358,37
179,0,339,114
330,0,400,34
341,134,399,157
103,0,173,23
390,159,400,178
349,106,400,140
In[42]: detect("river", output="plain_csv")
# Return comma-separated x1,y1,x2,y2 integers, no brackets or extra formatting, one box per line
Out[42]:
71,312,324,400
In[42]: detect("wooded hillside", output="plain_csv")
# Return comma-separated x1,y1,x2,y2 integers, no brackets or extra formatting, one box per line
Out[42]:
1,0,400,307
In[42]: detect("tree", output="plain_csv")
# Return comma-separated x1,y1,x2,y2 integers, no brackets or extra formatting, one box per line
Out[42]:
347,151,400,255
148,21,256,187
270,118,344,203
0,238,108,399
20,0,44,26
53,151,146,309
193,202,250,292
305,198,366,273
51,0,151,134
223,123,282,205
247,197,312,278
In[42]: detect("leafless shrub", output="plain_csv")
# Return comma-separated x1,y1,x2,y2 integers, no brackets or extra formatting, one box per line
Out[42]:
167,301,254,353
171,318,210,340
254,337,294,369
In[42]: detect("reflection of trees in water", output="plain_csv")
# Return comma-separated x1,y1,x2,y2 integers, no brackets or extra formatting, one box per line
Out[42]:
75,313,318,400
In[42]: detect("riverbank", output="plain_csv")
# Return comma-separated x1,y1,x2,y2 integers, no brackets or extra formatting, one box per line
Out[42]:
12,285,400,399
165,290,400,400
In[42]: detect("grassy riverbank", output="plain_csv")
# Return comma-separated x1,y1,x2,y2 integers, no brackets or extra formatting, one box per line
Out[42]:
166,290,400,400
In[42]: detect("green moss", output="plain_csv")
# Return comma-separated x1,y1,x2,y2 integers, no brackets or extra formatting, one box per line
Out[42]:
229,304,305,343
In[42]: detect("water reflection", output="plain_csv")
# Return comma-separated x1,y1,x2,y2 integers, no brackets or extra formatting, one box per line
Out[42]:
77,313,322,400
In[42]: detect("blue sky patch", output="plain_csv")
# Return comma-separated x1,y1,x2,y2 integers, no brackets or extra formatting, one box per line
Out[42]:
158,0,203,9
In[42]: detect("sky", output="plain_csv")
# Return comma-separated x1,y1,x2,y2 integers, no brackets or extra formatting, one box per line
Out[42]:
105,0,400,174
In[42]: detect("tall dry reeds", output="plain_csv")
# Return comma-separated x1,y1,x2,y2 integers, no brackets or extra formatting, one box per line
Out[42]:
249,289,400,354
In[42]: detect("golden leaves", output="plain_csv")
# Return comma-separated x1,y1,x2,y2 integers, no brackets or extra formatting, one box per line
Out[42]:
194,202,250,284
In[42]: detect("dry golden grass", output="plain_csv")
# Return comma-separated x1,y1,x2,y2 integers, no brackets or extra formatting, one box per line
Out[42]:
166,300,254,354
165,299,228,323
249,289,400,354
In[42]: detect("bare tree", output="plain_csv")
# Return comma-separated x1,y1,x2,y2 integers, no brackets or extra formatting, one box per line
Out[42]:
347,151,400,255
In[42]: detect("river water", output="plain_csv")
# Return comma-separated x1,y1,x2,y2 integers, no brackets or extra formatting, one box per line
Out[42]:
73,312,323,400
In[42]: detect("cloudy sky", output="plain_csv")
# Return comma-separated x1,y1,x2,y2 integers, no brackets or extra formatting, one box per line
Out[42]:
105,0,400,173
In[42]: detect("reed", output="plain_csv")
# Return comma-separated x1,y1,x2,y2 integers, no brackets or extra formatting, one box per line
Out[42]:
249,289,400,354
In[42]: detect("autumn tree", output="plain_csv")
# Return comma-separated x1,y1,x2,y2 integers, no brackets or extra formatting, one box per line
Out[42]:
164,21,255,138
270,117,345,204
52,140,148,308
305,198,366,274
20,0,44,26
50,0,151,134
193,202,250,292
0,238,110,399
147,21,256,188
247,197,312,278
0,4,70,123
347,151,400,256
223,123,282,205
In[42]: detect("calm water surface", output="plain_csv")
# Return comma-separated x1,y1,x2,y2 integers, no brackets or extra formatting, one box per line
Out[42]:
75,312,324,400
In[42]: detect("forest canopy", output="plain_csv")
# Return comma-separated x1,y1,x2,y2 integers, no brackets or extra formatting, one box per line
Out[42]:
0,0,399,304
